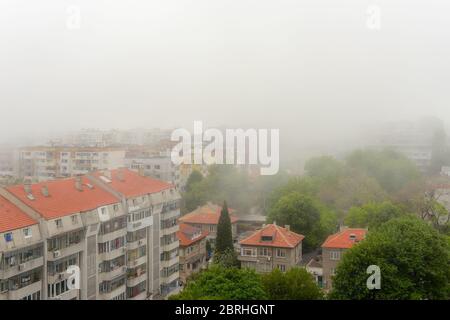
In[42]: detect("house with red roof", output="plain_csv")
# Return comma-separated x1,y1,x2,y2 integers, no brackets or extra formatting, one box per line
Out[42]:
179,202,239,245
238,223,304,273
0,194,44,300
321,228,367,290
177,223,208,284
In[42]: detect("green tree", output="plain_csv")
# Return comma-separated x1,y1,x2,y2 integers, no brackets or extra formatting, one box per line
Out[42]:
170,266,267,300
185,170,203,192
262,268,323,300
345,201,407,229
215,201,234,254
330,217,450,300
304,156,344,184
267,193,334,251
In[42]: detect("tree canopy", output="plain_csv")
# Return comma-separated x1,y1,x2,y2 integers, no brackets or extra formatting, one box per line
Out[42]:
330,217,450,300
344,201,408,229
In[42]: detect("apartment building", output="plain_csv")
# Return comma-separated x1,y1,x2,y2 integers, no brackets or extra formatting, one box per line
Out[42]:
0,148,19,178
89,169,181,299
0,168,180,300
179,203,239,246
18,146,125,181
321,228,367,291
177,223,208,284
125,151,181,189
238,224,304,273
0,195,44,300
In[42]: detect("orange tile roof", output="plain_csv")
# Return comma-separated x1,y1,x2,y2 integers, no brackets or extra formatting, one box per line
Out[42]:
93,168,173,198
0,196,38,232
239,224,304,248
177,223,209,247
179,203,239,225
321,228,367,249
6,177,119,220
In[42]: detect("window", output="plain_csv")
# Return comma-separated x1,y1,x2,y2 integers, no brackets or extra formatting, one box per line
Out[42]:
4,232,13,242
330,251,340,261
277,264,286,272
331,268,336,275
113,204,119,211
23,228,32,238
258,248,269,256
71,215,78,225
55,219,63,229
242,248,255,257
276,248,286,258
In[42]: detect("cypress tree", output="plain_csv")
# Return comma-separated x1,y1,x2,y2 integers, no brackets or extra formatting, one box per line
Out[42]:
215,201,234,254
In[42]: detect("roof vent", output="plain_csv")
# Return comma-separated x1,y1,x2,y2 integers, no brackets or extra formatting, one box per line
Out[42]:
103,170,112,179
24,184,32,195
41,185,49,197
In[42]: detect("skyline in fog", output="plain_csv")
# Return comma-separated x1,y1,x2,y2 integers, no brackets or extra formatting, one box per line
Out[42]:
1,0,450,148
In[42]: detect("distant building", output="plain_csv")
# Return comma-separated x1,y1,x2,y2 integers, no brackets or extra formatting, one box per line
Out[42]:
179,203,239,246
0,148,19,177
238,224,304,273
18,146,125,181
177,224,208,284
305,255,323,288
321,228,367,291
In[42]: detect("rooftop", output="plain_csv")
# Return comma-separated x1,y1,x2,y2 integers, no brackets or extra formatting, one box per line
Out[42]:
92,168,174,198
179,203,239,225
177,223,209,247
0,195,38,232
6,176,119,220
239,224,304,248
321,228,367,249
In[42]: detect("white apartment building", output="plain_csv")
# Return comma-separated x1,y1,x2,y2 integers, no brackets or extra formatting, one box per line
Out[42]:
0,168,180,300
18,146,125,181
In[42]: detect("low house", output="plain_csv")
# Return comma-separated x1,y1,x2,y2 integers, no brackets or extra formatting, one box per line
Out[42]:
238,224,304,273
306,255,323,288
177,224,208,284
321,228,367,290
179,203,239,245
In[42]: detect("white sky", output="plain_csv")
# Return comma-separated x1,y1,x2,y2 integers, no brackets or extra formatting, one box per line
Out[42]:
1,0,450,146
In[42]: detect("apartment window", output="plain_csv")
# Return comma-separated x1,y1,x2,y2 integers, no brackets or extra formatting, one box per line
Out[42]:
242,248,255,257
277,264,286,272
276,248,286,258
55,219,63,229
4,232,13,242
258,248,269,256
330,251,340,261
113,204,119,211
23,228,32,238
71,215,78,225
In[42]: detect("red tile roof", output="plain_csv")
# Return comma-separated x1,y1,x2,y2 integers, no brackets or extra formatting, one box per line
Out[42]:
6,177,119,220
177,223,209,247
93,168,173,198
179,203,239,225
0,196,38,232
321,228,367,249
239,224,304,248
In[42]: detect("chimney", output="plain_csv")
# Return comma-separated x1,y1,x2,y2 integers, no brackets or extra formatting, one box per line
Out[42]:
41,185,49,197
104,170,112,179
24,183,32,194
273,220,277,226
285,225,290,231
117,169,124,181
75,176,83,191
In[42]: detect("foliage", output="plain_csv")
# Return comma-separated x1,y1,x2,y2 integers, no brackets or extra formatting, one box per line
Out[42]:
330,217,450,300
215,201,234,255
170,266,267,300
213,248,240,268
262,268,323,300
345,201,408,229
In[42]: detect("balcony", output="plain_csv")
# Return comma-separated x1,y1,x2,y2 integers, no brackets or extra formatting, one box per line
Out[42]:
160,256,179,269
98,229,127,243
99,285,126,300
128,290,147,300
161,272,179,285
0,256,44,279
127,256,147,268
7,280,42,300
160,224,179,237
161,240,179,252
47,242,83,262
127,272,147,288
99,247,126,262
48,288,79,300
127,238,146,251
98,266,127,283
127,216,153,232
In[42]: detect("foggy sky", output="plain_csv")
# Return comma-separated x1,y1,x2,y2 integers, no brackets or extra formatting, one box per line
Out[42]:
1,0,450,147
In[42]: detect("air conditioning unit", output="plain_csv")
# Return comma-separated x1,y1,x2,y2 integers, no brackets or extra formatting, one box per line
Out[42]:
18,263,26,271
53,250,61,258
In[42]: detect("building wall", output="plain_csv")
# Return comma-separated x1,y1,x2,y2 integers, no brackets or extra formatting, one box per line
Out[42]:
178,237,207,284
322,247,346,291
238,244,302,273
